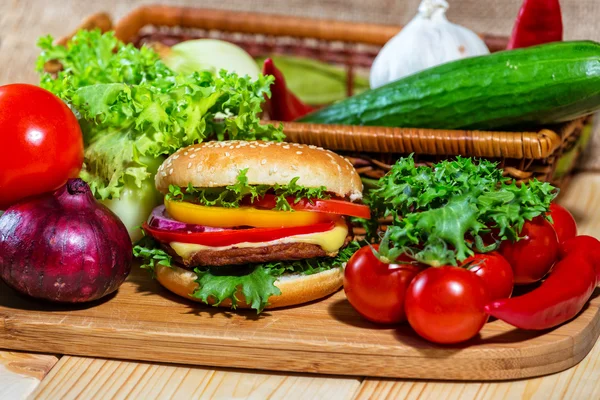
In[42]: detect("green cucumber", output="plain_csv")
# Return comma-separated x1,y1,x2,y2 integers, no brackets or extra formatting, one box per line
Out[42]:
298,41,600,130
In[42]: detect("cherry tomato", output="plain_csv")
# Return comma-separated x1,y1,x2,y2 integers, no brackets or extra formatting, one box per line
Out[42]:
548,203,577,244
499,216,559,285
405,266,490,344
559,235,600,281
0,84,83,209
464,252,514,300
344,245,422,324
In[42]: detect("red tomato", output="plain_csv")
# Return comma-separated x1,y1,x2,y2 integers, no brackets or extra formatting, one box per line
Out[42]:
548,203,577,244
499,216,559,285
464,252,514,300
0,84,83,209
405,266,490,344
245,194,371,219
344,245,422,324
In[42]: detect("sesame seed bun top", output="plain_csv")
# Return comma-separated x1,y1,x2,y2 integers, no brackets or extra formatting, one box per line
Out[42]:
155,140,363,201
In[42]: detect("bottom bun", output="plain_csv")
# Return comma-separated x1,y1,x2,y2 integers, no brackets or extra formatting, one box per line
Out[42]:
155,264,343,309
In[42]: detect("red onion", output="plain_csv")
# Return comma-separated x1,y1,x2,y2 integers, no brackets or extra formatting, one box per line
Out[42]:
148,205,225,232
0,179,132,303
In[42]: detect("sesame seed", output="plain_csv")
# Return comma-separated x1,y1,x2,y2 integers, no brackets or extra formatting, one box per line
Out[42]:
250,145,256,149
229,146,235,149
172,154,180,160
194,148,202,152
161,171,167,177
187,162,192,169
184,152,188,156
291,165,298,171
225,152,230,157
169,168,174,175
259,144,268,148
261,159,267,165
189,154,196,159
283,145,290,149
296,151,303,155
309,145,317,149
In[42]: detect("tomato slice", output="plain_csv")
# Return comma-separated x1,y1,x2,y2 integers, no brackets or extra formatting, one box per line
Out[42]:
165,198,333,228
143,221,336,247
245,195,371,219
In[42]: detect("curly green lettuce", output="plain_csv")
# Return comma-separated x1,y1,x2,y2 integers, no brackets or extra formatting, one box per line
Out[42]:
366,155,557,266
166,168,330,211
37,29,283,201
134,235,359,312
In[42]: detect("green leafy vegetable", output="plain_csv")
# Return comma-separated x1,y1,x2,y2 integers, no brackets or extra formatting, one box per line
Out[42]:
167,168,330,211
367,155,557,266
133,236,359,313
36,29,283,202
133,234,173,277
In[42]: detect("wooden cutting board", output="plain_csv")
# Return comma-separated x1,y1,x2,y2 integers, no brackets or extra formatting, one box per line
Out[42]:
0,266,598,381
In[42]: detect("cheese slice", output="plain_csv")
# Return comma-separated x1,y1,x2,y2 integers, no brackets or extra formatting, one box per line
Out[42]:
170,219,349,259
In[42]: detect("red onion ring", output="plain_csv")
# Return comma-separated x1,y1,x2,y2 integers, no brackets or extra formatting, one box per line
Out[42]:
148,205,226,233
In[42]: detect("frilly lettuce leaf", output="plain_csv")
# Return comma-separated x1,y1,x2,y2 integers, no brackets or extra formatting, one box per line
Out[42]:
167,169,330,211
367,155,557,266
37,30,283,200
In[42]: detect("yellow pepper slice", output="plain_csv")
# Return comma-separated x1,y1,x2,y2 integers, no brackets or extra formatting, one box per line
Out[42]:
165,198,332,228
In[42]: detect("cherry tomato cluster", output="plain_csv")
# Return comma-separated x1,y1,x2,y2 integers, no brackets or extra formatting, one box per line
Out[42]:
344,203,588,344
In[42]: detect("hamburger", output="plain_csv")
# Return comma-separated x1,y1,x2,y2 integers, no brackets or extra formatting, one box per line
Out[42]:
135,140,369,312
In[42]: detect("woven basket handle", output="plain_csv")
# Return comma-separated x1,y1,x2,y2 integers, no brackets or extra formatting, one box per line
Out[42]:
113,5,508,50
113,5,401,45
44,13,114,73
57,12,113,45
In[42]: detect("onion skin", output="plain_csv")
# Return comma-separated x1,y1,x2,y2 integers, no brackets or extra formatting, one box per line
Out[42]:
0,179,132,303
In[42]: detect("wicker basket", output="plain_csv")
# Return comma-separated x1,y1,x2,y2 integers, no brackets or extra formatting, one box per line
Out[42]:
53,6,594,188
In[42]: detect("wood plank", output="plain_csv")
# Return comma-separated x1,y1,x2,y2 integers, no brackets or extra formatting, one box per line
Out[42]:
30,356,361,400
354,335,600,400
0,351,58,400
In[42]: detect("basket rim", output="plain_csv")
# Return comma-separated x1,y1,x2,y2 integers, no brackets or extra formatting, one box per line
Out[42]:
279,119,584,159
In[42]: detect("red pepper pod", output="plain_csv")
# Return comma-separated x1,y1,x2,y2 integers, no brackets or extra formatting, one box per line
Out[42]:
559,235,600,282
507,0,563,50
484,254,597,330
262,58,314,122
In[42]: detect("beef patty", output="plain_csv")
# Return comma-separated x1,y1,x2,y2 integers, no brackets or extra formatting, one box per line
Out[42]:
165,242,337,267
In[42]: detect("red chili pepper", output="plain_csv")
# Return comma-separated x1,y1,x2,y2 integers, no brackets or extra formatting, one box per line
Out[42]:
484,251,597,330
560,235,600,281
262,58,314,122
507,0,563,49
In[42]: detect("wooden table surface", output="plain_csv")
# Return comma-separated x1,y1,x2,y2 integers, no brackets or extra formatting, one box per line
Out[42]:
2,1,600,399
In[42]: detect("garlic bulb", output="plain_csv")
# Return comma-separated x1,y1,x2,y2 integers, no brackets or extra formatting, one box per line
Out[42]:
369,0,490,89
